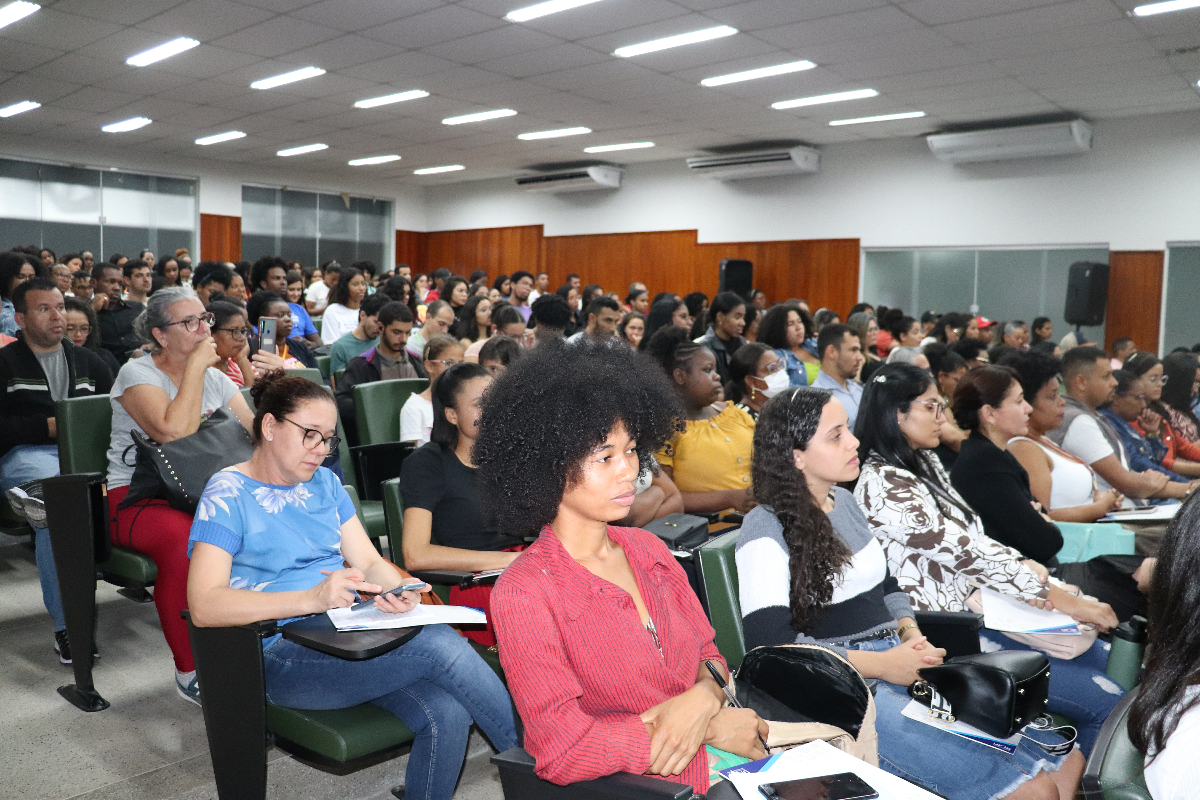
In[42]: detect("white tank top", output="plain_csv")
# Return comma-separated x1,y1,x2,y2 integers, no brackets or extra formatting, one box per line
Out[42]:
1011,436,1094,510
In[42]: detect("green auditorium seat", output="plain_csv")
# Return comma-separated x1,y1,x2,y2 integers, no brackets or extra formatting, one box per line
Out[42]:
315,354,331,379
354,378,428,446
1082,688,1150,800
695,531,748,668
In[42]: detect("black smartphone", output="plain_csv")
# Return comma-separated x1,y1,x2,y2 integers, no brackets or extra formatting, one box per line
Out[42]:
759,773,879,800
258,317,277,355
349,581,430,613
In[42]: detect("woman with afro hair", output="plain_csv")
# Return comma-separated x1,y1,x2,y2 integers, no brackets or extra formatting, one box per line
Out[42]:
477,340,768,792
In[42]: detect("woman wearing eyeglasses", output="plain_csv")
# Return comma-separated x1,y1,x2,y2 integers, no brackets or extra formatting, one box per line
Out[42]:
187,370,516,800
105,286,257,703
207,300,286,388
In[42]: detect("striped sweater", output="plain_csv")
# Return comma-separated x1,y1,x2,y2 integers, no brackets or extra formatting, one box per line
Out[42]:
736,487,914,657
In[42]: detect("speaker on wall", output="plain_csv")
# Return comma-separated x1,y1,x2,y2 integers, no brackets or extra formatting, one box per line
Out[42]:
719,259,753,301
1063,261,1109,327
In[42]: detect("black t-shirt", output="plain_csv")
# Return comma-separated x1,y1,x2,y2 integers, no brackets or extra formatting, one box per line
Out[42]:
398,441,524,552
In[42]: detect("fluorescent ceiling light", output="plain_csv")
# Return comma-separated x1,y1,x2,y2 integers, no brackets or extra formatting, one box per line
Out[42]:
1132,0,1200,15
442,108,517,125
126,37,200,67
584,141,654,153
0,100,39,117
354,90,429,109
349,154,401,166
195,130,246,145
0,1,39,31
518,126,591,140
277,143,328,157
773,88,878,110
829,111,925,126
506,0,605,22
614,25,737,58
251,66,325,90
701,60,816,87
414,165,465,175
102,117,152,133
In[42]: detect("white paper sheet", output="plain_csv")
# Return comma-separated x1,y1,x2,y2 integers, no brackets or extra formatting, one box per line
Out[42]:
900,699,1022,754
978,587,1080,634
722,740,940,800
326,604,486,631
1101,503,1178,522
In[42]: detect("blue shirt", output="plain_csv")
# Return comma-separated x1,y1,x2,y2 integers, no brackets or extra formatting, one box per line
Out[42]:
0,298,15,337
775,348,813,388
812,369,864,432
289,302,317,339
1098,409,1188,484
188,466,358,601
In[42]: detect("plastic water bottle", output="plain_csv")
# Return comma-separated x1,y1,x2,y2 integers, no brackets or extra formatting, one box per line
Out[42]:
1106,615,1147,691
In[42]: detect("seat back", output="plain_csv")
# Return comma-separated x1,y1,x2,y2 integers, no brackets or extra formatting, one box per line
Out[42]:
382,478,406,569
696,531,746,669
1056,522,1135,563
316,354,331,379
343,484,368,530
354,378,429,445
1082,688,1150,800
57,394,113,476
290,367,324,386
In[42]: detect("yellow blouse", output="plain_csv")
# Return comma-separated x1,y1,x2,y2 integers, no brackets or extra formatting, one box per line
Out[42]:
657,403,755,494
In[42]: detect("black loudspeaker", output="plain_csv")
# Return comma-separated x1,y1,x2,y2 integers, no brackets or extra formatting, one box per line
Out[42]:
1064,261,1110,327
719,259,753,302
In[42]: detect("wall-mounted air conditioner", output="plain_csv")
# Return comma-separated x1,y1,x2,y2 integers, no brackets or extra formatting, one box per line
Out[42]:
514,166,623,193
926,119,1093,164
685,146,820,180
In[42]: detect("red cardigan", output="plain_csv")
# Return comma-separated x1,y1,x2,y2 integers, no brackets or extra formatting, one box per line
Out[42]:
1134,415,1200,471
491,525,725,792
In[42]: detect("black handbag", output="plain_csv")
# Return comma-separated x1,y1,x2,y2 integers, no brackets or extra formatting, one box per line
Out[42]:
119,407,255,514
641,512,709,550
908,651,1074,754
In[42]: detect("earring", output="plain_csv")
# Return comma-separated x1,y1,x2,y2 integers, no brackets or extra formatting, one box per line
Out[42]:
266,435,273,441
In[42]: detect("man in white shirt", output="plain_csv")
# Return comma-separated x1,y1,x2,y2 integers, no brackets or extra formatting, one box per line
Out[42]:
811,323,865,431
528,271,549,305
305,263,340,314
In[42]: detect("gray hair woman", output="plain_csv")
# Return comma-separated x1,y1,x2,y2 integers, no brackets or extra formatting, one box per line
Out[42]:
104,286,254,703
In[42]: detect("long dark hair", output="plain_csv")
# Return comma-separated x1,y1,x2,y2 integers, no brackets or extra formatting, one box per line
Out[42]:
1124,351,1170,420
856,363,976,522
430,362,490,450
330,266,364,308
753,388,852,631
1130,492,1200,761
1161,352,1200,431
452,294,491,342
725,342,770,403
756,302,811,351
640,297,685,351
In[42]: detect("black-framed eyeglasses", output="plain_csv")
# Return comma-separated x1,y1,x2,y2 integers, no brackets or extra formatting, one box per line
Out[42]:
161,312,215,333
279,418,340,453
215,326,251,339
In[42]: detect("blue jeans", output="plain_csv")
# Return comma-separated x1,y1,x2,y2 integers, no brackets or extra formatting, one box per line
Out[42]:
0,444,64,631
263,624,517,800
979,633,1124,755
840,633,1069,800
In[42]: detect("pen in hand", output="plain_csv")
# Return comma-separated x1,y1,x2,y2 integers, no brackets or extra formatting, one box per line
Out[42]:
704,660,771,754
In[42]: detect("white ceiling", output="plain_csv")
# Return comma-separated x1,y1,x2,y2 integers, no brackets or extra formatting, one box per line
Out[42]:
0,0,1197,185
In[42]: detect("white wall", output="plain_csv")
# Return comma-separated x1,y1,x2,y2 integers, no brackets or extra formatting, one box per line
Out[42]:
423,109,1200,251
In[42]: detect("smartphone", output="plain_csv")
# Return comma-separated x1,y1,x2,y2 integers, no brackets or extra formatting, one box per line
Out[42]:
759,773,879,800
258,317,277,355
349,581,430,613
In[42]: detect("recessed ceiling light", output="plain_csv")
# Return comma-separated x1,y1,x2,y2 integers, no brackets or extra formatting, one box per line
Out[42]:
1132,0,1200,15
349,154,401,166
518,126,591,140
102,117,152,133
583,141,654,153
277,143,328,157
126,37,200,67
354,90,429,109
772,89,879,110
701,60,817,87
0,100,39,117
195,131,246,145
0,1,39,31
506,0,605,22
251,66,325,90
828,111,925,126
614,26,737,58
442,108,517,125
414,165,465,175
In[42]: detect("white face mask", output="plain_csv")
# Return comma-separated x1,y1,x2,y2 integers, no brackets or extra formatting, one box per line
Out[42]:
760,368,790,398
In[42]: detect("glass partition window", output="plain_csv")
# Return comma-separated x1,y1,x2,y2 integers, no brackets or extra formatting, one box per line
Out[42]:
863,247,1108,346
241,186,392,270
1163,244,1200,353
0,157,195,259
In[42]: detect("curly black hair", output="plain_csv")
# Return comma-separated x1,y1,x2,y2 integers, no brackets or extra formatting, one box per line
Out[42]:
474,339,683,535
752,388,853,631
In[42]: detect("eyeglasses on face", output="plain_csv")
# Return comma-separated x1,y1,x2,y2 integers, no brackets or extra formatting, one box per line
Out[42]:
279,418,340,454
760,360,785,376
912,399,947,418
161,312,215,333
64,324,90,335
215,326,252,339
1144,375,1168,385
429,358,463,367
1120,392,1148,403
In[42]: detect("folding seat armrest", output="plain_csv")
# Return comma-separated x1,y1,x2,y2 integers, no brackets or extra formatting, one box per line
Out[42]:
490,748,697,800
408,569,477,588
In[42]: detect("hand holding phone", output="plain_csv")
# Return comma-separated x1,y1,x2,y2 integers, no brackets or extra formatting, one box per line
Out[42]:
759,773,878,800
258,317,277,355
349,581,430,613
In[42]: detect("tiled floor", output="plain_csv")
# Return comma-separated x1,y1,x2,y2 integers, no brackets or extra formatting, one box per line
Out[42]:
0,536,505,800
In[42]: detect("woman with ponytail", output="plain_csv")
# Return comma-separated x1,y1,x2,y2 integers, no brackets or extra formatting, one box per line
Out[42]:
737,386,1083,800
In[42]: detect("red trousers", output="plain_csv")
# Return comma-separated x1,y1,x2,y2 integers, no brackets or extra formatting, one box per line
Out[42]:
107,485,195,672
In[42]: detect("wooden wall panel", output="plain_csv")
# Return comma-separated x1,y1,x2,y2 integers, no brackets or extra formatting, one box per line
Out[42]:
425,225,543,278
199,213,241,262
693,238,860,316
395,229,426,269
1106,251,1163,354
542,230,698,297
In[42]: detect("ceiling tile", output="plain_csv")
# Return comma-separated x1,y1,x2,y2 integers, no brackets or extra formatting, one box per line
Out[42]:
273,34,400,71
209,16,343,57
752,6,925,50
487,0,689,40
421,25,563,65
139,0,276,41
477,42,611,79
900,0,1072,26
707,0,889,30
291,0,445,32
55,88,146,114
935,0,1124,44
49,0,188,26
362,5,508,49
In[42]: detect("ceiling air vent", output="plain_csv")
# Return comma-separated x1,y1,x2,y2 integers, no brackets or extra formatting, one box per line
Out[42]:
514,165,623,193
926,119,1093,163
685,146,820,180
